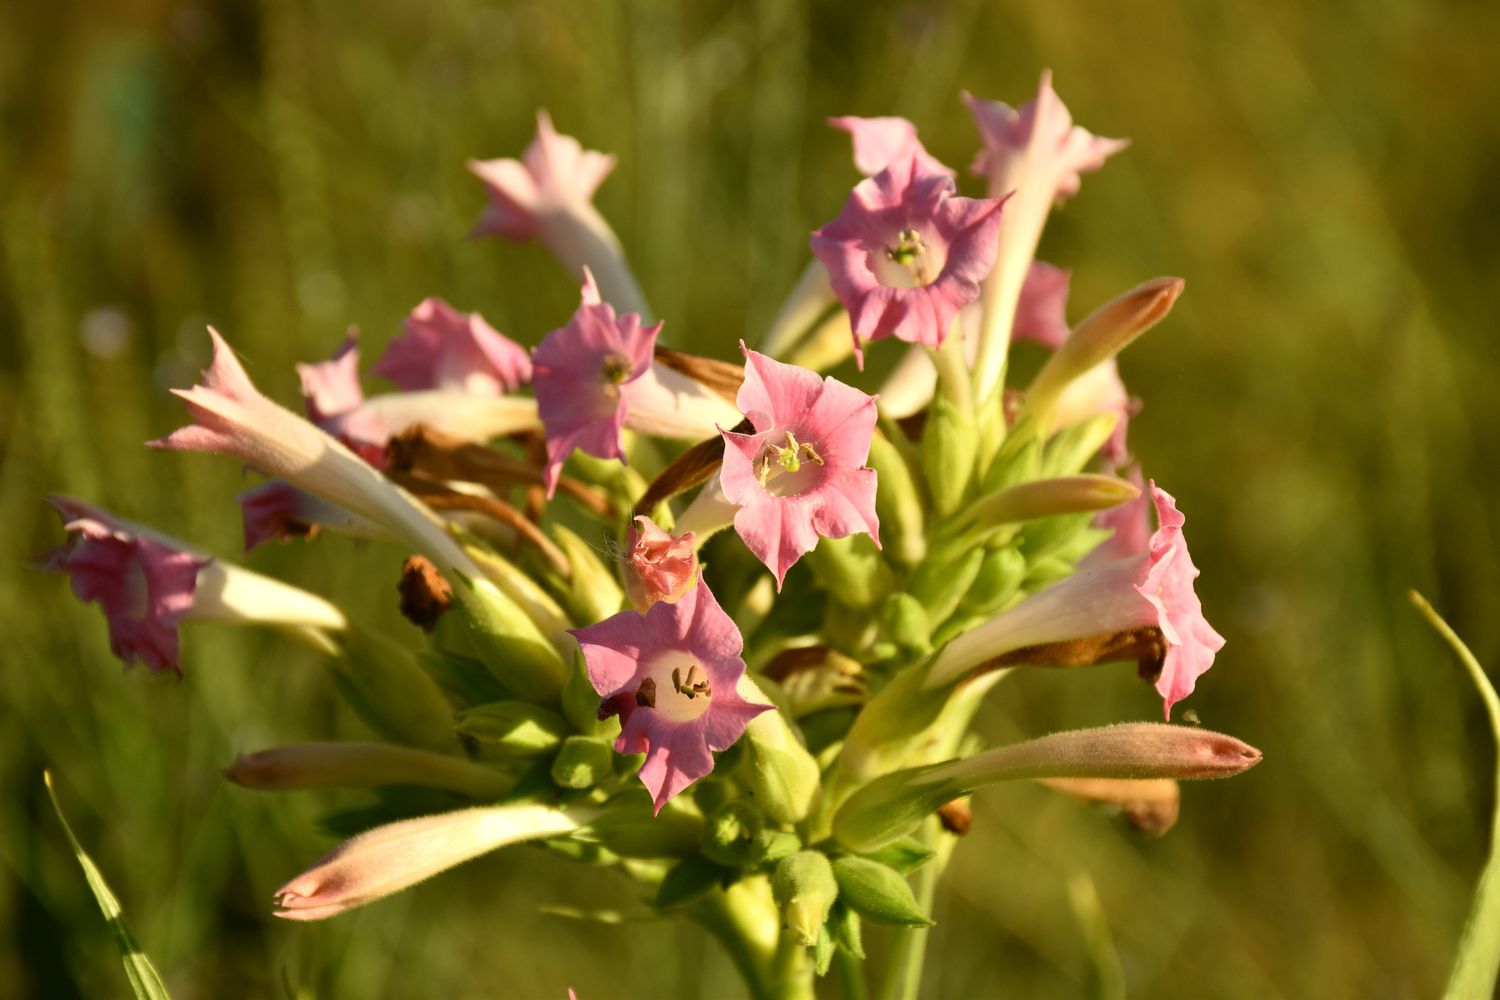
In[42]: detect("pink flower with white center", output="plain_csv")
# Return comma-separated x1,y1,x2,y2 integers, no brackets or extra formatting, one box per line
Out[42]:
966,72,1129,400
810,154,1004,362
719,347,880,588
827,115,954,178
532,270,661,496
1013,260,1072,349
572,576,772,811
469,111,650,319
373,297,532,396
42,497,347,674
622,515,697,610
928,483,1224,719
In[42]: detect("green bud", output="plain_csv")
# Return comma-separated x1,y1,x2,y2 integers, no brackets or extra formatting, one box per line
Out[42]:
771,851,839,946
561,651,611,737
461,539,574,653
330,630,459,754
981,434,1042,495
456,701,569,758
702,800,766,869
806,534,893,610
451,574,568,702
881,593,932,656
831,857,932,927
756,830,803,865
957,546,1027,617
740,683,822,824
418,648,509,705
692,778,735,817
551,525,625,625
1018,511,1095,563
958,475,1140,541
829,902,864,958
909,544,985,624
580,794,702,859
549,735,614,789
1040,413,1120,478
922,394,977,516
654,855,732,910
1024,556,1076,587
866,432,926,567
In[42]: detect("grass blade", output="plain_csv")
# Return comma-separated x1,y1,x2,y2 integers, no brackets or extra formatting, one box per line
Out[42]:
43,772,171,1000
1409,591,1500,999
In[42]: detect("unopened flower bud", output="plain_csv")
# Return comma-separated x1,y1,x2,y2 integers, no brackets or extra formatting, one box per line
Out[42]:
702,800,766,869
740,678,822,825
956,475,1140,539
552,524,625,625
1024,277,1183,420
455,701,570,758
830,857,932,927
273,803,582,920
550,736,615,789
223,742,509,799
882,594,932,656
958,546,1027,617
772,851,839,946
330,630,461,754
921,394,977,517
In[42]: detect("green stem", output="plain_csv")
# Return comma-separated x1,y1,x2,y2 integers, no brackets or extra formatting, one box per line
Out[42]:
693,878,816,1000
877,817,949,1000
835,946,870,1000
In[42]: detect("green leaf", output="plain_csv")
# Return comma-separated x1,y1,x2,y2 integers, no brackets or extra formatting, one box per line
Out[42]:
1410,592,1500,1000
44,772,171,1000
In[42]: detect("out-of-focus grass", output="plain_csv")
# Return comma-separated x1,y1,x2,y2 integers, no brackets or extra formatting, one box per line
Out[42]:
1,1,1497,996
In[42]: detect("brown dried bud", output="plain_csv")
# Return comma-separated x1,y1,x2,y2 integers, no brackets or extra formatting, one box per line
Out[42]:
397,555,452,632
936,799,973,835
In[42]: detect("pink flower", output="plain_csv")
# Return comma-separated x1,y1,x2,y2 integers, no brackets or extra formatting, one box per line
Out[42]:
966,72,1129,400
1084,466,1150,565
532,270,661,495
237,480,389,552
963,71,1129,204
42,497,201,673
1013,260,1072,349
622,516,697,610
469,110,616,242
928,483,1224,718
810,154,1004,362
42,497,347,674
151,329,475,576
295,333,389,466
1051,358,1135,466
373,297,532,395
827,115,953,178
719,347,879,588
572,576,772,810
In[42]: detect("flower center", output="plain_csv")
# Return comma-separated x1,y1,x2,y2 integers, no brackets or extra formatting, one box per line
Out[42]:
600,352,634,385
755,431,825,496
870,227,941,288
635,650,713,723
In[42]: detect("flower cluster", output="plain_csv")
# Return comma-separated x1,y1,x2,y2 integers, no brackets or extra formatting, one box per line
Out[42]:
43,76,1258,998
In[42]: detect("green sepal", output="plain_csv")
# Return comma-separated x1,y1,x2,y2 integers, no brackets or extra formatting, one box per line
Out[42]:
331,629,459,753
811,923,836,976
455,701,570,758
702,800,766,869
551,524,625,625
578,791,703,859
654,855,735,910
806,533,893,610
881,593,932,657
829,902,864,958
866,432,927,567
419,648,510,705
549,735,615,789
862,837,936,875
957,545,1026,617
908,543,984,624
831,856,933,927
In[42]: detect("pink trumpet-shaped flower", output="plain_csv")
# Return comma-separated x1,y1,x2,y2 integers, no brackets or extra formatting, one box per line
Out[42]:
237,480,389,552
1085,465,1151,565
42,497,347,674
964,71,1129,204
532,269,661,495
810,154,1004,362
1013,260,1072,349
720,347,880,588
42,497,201,673
573,576,771,810
929,483,1224,718
273,803,581,920
295,332,389,466
622,516,697,610
828,115,954,178
151,328,474,575
469,110,616,242
373,297,532,396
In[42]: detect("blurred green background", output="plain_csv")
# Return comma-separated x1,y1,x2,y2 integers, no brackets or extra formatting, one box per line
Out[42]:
3,0,1498,996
